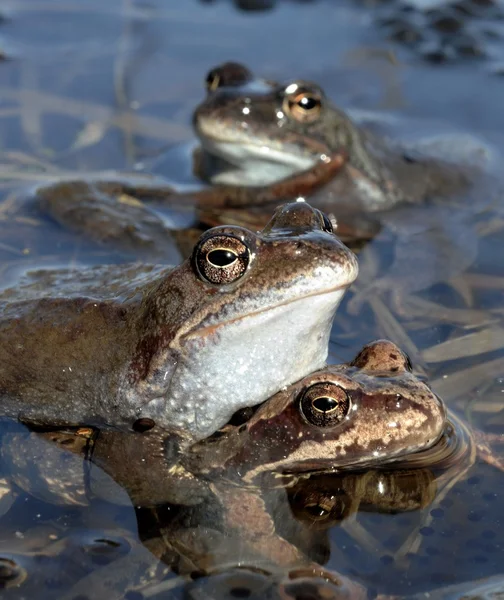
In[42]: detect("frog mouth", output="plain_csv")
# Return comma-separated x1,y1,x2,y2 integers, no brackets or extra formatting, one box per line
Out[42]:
195,118,323,185
185,282,353,340
199,137,318,186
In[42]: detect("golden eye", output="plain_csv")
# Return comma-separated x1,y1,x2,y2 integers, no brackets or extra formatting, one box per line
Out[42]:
193,233,251,285
299,382,351,427
283,87,323,123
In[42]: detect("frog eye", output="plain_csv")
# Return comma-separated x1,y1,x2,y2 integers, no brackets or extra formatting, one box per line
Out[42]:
205,62,253,92
194,234,251,285
283,85,323,123
299,382,351,428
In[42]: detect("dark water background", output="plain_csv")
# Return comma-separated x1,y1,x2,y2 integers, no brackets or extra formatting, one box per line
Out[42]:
1,1,504,597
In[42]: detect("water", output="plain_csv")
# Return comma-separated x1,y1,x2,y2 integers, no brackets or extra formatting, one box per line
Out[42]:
0,1,504,597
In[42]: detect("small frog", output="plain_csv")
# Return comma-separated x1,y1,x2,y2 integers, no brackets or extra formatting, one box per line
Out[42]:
0,202,358,441
183,339,446,483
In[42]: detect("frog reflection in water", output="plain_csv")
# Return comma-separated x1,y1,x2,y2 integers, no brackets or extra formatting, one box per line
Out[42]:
0,341,447,598
0,202,358,442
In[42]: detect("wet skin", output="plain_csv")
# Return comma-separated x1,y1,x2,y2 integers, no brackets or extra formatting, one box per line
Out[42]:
28,62,490,306
0,202,358,441
5,340,446,505
192,62,473,216
0,340,447,592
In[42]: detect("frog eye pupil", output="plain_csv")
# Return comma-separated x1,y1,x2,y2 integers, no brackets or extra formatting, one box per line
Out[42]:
312,396,339,413
305,503,330,518
300,383,351,428
207,249,237,268
298,95,318,110
194,233,251,286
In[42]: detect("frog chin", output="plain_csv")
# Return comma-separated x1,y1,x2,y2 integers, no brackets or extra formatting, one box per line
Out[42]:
200,139,318,186
154,287,347,441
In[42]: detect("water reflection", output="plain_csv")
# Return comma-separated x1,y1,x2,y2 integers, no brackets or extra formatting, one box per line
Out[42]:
0,412,481,597
1,1,504,597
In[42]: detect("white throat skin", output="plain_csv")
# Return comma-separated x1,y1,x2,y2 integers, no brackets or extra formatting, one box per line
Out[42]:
139,287,346,440
202,139,318,186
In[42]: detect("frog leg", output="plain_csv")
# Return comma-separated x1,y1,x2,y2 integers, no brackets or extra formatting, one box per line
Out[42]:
33,178,182,262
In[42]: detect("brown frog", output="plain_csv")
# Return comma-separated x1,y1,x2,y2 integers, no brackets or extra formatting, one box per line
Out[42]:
0,340,448,598
29,62,495,304
0,202,358,441
191,62,472,213
187,62,496,301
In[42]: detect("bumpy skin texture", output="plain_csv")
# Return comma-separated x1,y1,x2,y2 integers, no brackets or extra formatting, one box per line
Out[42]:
3,340,447,508
0,202,357,440
185,339,447,481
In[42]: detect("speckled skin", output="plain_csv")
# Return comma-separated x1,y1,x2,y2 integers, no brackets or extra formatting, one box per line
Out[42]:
185,340,447,482
0,202,358,441
193,62,472,214
3,340,447,508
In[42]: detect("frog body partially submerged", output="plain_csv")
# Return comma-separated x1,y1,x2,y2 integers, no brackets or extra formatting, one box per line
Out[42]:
0,340,447,504
184,339,447,482
192,62,478,216
0,202,358,441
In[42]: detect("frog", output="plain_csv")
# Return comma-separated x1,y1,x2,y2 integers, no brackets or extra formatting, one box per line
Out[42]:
190,62,472,209
0,340,447,501
0,340,447,597
0,201,358,442
186,62,500,304
27,61,495,308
